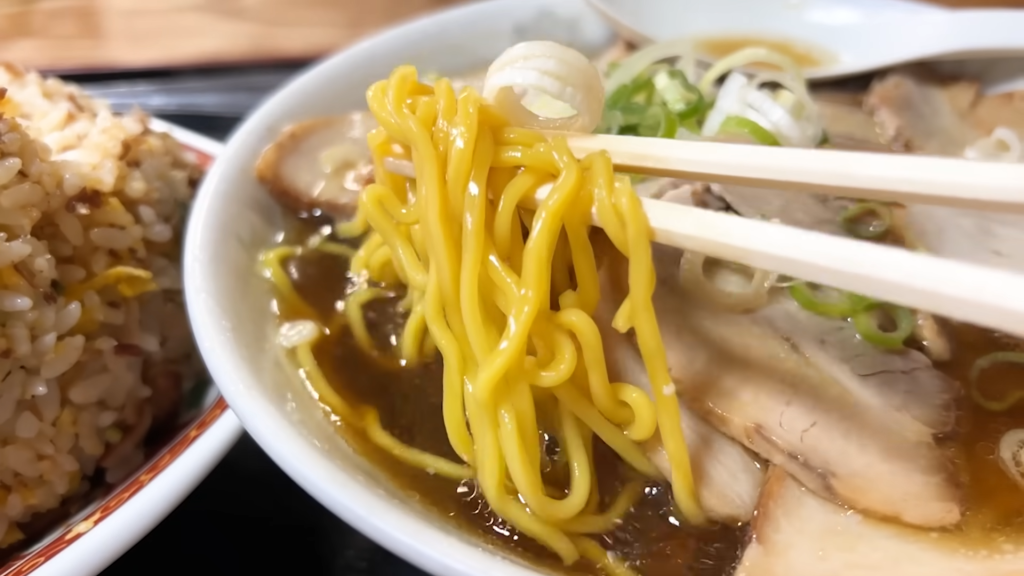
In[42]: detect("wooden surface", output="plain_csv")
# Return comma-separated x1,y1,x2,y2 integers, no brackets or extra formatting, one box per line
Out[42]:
0,0,470,73
2,0,1023,73
929,0,1024,5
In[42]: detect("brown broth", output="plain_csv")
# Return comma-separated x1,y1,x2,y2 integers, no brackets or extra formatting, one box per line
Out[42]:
277,217,745,576
274,216,1024,575
940,322,1024,537
693,36,831,69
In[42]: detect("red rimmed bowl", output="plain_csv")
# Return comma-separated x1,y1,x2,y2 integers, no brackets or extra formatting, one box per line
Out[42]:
0,120,241,576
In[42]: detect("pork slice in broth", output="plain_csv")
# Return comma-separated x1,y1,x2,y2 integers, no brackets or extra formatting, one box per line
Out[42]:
692,186,957,424
750,296,959,434
600,252,960,527
865,68,1024,273
256,112,377,218
595,292,765,523
736,469,1024,576
865,67,979,155
658,286,959,527
711,183,854,235
699,181,953,361
813,93,890,152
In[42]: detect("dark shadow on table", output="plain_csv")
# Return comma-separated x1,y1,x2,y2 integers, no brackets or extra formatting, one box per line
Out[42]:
102,434,427,575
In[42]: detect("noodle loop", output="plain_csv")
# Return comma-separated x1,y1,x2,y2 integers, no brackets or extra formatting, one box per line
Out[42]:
262,53,704,573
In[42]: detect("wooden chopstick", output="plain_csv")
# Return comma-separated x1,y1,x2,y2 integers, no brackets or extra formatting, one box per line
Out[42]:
516,182,1024,339
383,150,1024,338
547,132,1024,214
640,197,1024,339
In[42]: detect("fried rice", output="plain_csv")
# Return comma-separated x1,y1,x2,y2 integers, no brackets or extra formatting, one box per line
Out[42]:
0,64,202,547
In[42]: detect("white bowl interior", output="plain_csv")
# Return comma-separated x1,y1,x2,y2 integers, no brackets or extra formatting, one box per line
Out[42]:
185,1,614,575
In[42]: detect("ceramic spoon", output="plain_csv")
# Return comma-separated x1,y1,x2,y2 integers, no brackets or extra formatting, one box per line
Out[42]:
586,0,1024,83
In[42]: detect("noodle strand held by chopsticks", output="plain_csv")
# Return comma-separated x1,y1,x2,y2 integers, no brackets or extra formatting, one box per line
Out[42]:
262,54,704,574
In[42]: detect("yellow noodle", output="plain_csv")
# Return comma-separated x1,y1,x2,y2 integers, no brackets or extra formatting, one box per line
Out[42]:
366,246,400,285
368,126,409,196
553,382,660,478
266,64,708,573
258,246,316,319
552,231,573,300
424,270,475,463
312,240,356,259
500,393,591,522
344,287,395,358
573,536,640,576
362,409,472,480
493,144,561,173
335,208,369,239
349,232,384,276
559,480,646,534
614,174,706,525
362,184,426,288
396,290,415,312
473,139,582,404
295,337,470,480
494,169,550,258
554,309,637,426
400,297,428,365
496,126,548,147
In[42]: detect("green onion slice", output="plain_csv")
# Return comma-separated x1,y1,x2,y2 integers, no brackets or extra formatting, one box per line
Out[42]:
652,69,706,122
601,102,649,135
606,74,656,109
788,281,869,318
637,105,679,139
840,202,892,240
851,304,914,350
717,116,781,146
970,351,1024,412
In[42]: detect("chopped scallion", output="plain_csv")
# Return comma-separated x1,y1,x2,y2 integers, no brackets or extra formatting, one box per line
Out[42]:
601,65,708,139
638,105,679,139
716,116,780,146
851,304,914,350
788,281,867,318
840,202,892,240
969,351,1024,412
606,75,655,109
652,69,706,122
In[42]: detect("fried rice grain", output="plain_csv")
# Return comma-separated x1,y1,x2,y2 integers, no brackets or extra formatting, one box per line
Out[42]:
0,64,202,546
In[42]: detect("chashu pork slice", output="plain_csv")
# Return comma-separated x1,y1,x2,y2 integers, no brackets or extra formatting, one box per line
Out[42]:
600,253,961,528
865,68,1024,273
595,290,765,524
736,469,1024,576
256,111,378,218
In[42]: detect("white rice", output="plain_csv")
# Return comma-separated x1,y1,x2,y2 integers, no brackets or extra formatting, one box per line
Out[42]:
0,64,202,548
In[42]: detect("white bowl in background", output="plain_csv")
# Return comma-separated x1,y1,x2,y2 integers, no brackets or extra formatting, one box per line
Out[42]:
586,0,1024,91
184,1,613,575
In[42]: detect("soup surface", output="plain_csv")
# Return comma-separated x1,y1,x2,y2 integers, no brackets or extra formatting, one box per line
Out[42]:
258,33,1024,576
275,215,1024,575
693,37,831,70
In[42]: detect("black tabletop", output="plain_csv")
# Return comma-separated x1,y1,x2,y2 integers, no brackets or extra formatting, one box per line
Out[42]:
61,69,429,576
103,434,425,575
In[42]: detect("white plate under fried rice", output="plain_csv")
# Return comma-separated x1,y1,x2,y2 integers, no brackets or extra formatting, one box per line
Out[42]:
0,64,239,574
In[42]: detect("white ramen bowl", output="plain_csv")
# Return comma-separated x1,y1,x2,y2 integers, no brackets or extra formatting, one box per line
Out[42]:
184,1,614,575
